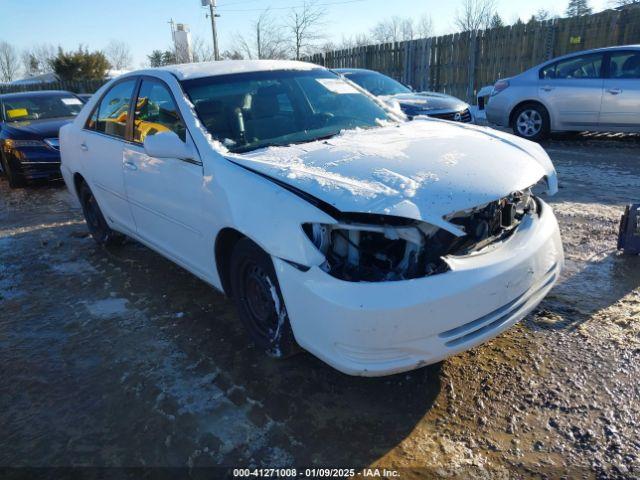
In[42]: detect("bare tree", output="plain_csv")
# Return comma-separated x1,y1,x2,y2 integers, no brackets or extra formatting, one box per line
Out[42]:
371,16,403,43
416,14,434,38
0,41,20,82
319,41,337,54
192,35,214,62
286,1,326,60
534,8,552,21
105,40,132,70
454,0,497,31
400,18,415,41
21,44,56,76
338,33,371,49
236,10,289,60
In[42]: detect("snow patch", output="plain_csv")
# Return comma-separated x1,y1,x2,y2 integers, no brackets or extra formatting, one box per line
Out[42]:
85,298,130,318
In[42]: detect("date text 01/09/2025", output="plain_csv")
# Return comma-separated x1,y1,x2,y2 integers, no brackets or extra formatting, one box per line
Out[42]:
232,468,400,477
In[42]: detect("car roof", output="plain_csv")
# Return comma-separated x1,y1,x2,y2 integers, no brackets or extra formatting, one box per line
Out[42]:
544,44,640,64
142,59,323,81
334,68,376,74
0,90,75,100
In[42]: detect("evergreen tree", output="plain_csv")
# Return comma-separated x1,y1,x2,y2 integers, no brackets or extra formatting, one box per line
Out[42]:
489,13,504,28
50,46,110,81
566,0,592,17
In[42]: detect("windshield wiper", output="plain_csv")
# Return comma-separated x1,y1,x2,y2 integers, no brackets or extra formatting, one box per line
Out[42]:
232,130,343,154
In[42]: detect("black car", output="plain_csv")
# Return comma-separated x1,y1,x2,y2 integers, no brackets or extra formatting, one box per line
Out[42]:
0,90,83,187
335,68,473,122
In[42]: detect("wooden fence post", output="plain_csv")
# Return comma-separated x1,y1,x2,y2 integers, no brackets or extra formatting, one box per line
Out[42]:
467,31,477,104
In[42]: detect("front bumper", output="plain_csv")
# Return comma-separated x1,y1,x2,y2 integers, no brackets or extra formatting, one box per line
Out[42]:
3,147,62,181
485,95,511,127
274,200,563,376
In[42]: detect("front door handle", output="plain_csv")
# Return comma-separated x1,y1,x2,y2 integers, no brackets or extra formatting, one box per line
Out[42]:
80,142,88,151
607,88,622,95
123,161,137,171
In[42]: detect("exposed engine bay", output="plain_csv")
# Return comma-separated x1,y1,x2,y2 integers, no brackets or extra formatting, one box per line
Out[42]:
304,188,538,282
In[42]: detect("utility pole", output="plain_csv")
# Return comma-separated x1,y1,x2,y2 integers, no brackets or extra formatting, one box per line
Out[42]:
202,0,220,61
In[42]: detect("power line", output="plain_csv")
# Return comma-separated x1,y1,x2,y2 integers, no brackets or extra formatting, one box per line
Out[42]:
216,0,367,13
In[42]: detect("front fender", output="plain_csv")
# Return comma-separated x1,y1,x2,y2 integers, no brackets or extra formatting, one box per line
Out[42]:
210,156,335,267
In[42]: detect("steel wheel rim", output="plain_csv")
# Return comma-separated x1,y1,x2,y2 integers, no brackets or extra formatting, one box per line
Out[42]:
241,262,278,340
516,109,542,137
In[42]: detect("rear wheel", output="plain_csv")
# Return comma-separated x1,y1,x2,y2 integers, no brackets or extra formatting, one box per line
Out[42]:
229,238,299,358
78,182,125,246
512,103,550,141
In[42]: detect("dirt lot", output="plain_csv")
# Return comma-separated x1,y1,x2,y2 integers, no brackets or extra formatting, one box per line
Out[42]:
1,133,639,478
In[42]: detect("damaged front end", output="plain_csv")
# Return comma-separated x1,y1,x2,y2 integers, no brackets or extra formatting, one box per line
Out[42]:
304,188,539,282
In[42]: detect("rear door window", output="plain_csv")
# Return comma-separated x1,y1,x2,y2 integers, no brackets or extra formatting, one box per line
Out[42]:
608,51,640,79
87,79,137,139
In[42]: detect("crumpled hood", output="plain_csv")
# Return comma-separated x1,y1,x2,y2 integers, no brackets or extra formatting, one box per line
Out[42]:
381,92,469,112
226,120,557,231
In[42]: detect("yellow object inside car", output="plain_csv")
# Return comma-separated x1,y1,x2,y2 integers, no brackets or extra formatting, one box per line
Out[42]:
7,108,29,119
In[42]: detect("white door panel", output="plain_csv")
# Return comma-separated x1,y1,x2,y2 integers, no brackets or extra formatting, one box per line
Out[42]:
122,144,208,276
81,132,136,232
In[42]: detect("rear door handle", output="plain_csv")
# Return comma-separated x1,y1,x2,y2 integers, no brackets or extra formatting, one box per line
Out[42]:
80,142,88,151
607,88,622,95
123,161,137,171
541,85,554,92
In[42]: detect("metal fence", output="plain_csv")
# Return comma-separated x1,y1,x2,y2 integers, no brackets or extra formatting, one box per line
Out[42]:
305,6,640,103
0,79,106,95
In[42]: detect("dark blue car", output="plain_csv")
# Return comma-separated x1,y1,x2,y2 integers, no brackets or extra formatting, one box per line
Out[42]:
0,90,83,188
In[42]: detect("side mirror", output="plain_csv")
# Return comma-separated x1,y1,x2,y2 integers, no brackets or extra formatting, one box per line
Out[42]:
143,131,193,160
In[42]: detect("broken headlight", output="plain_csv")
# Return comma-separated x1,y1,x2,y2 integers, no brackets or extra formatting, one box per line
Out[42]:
303,218,450,282
531,176,550,196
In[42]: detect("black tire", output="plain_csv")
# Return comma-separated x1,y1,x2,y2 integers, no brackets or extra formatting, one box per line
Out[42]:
511,103,550,141
78,182,125,246
229,238,299,358
2,155,26,188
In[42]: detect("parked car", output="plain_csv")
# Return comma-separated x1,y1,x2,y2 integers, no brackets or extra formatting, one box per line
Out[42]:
0,90,84,187
486,45,640,140
76,93,93,103
60,60,563,376
335,68,473,122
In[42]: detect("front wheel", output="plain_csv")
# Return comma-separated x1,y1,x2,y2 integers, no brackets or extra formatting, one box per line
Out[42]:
79,182,125,246
2,155,26,188
512,104,550,141
229,238,299,358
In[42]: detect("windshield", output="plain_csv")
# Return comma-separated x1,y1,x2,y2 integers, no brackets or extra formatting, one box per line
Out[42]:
181,69,394,153
342,71,411,96
2,93,83,122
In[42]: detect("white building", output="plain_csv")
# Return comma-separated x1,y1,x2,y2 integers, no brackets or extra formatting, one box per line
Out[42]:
173,23,193,63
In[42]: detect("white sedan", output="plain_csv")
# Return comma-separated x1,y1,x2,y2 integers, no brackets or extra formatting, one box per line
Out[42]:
60,60,564,376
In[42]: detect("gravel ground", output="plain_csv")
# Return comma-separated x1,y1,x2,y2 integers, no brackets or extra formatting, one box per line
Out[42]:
0,134,639,478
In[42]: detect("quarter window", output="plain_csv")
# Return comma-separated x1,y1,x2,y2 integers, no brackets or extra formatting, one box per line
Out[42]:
539,53,604,80
608,51,640,79
88,79,137,139
133,80,186,143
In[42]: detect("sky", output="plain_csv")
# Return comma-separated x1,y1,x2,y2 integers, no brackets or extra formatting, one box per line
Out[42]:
1,0,609,69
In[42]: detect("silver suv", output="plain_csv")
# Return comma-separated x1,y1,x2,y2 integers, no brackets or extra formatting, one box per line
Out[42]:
486,45,640,140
